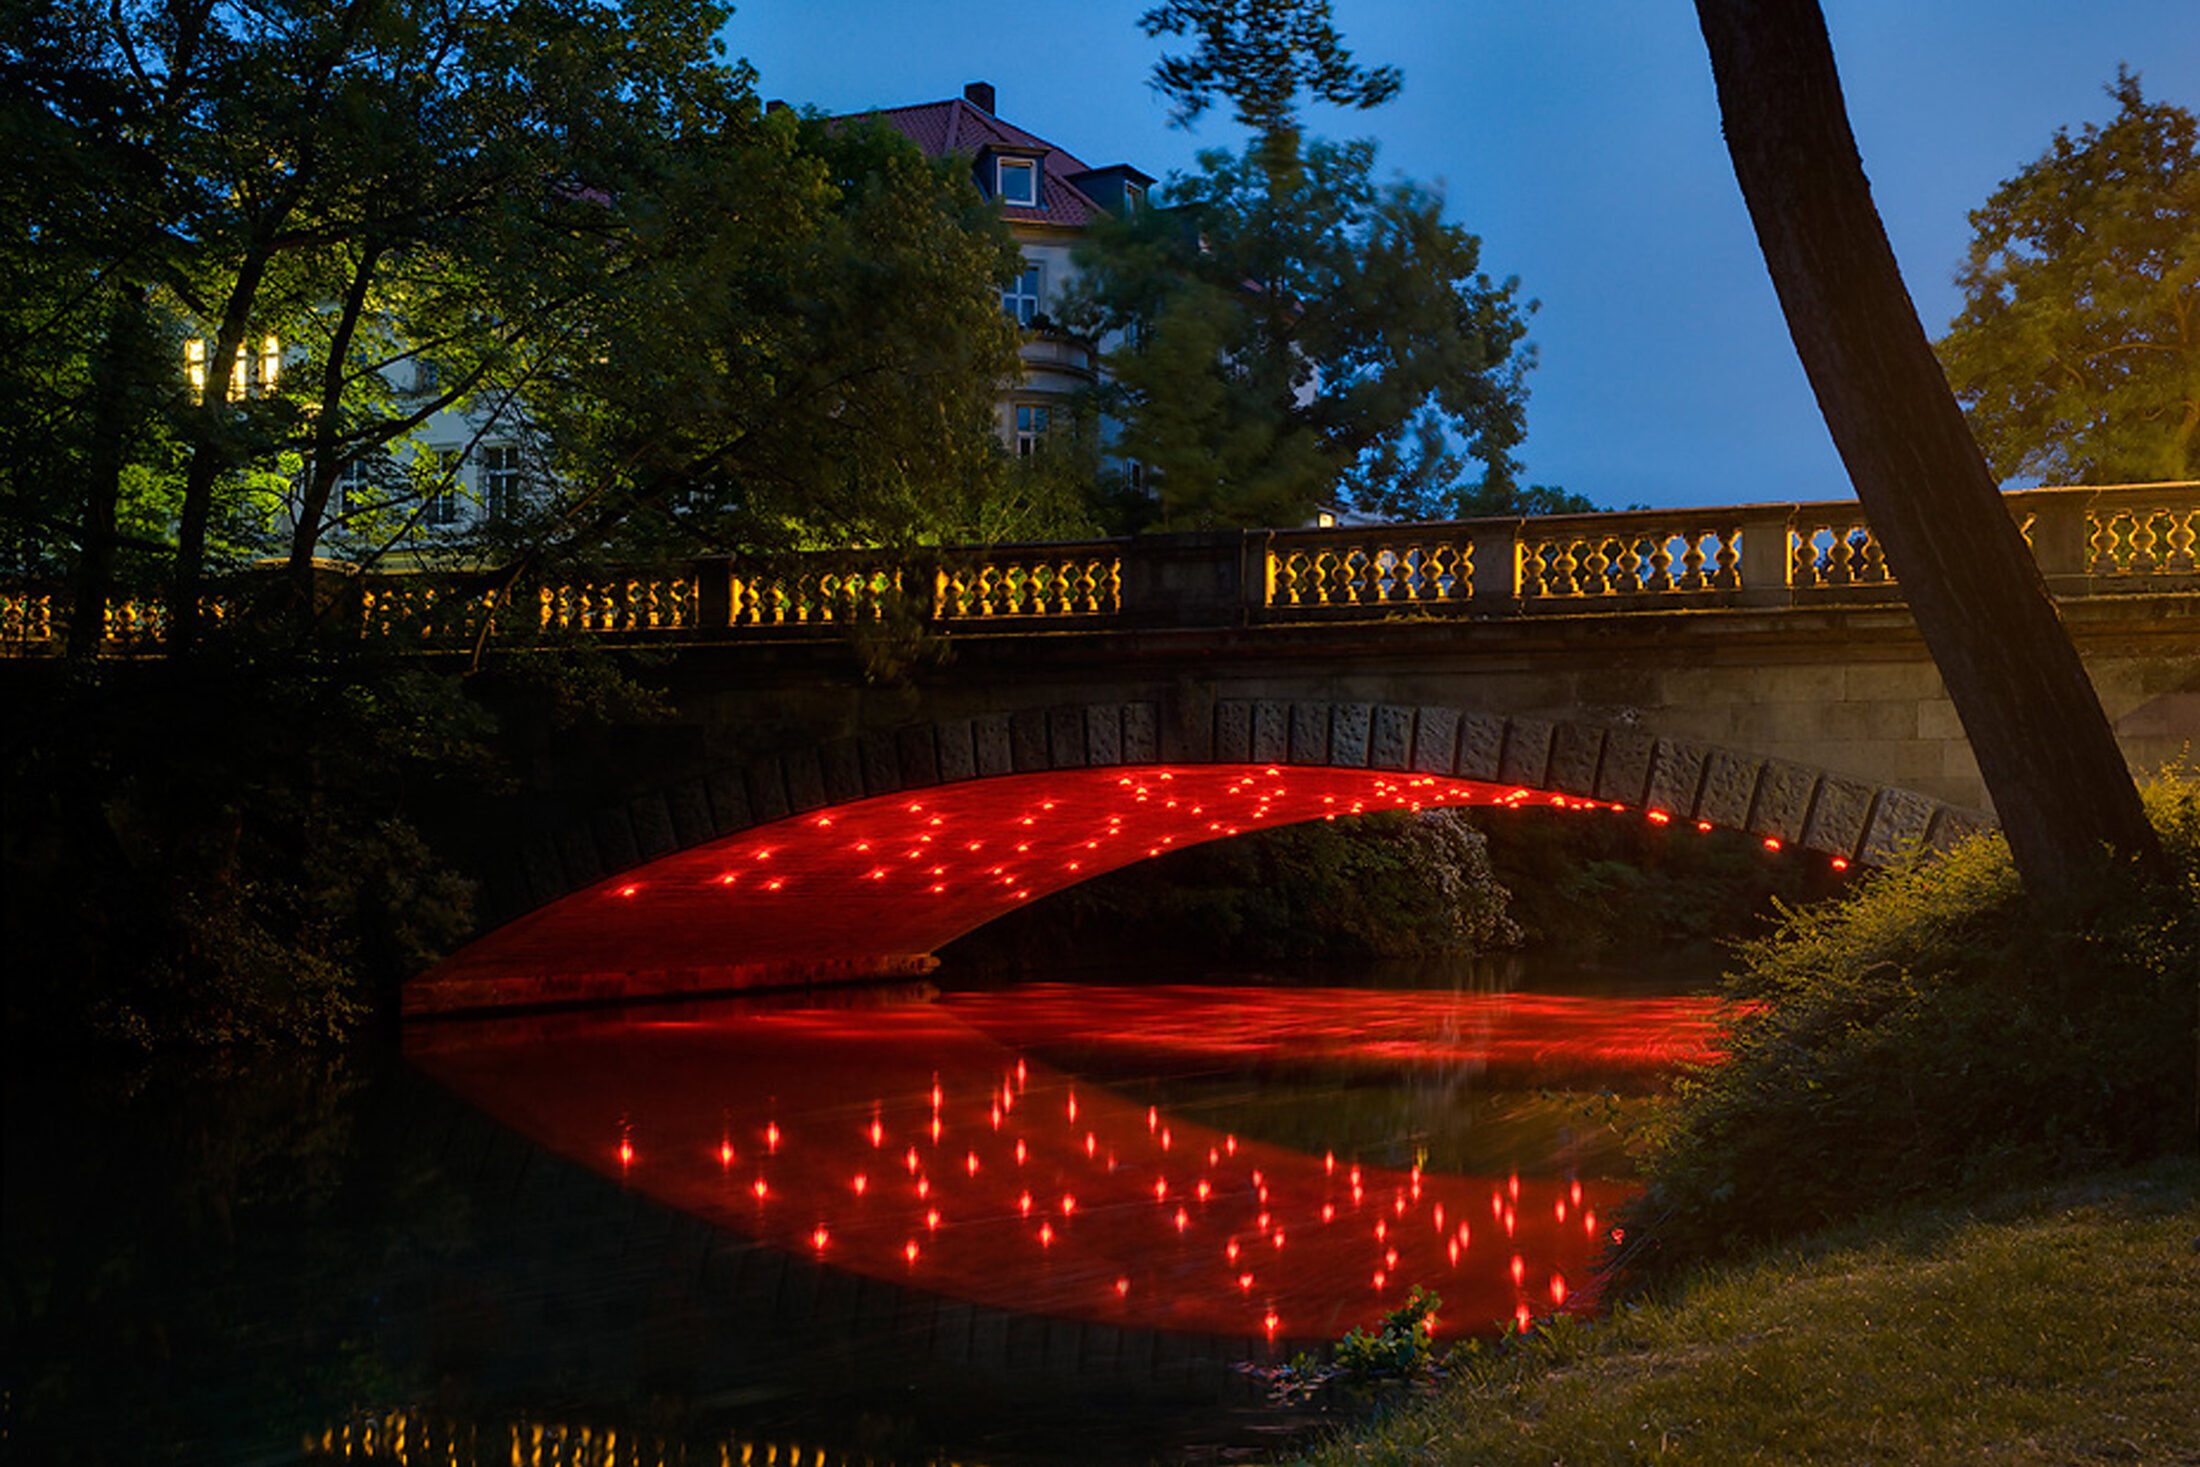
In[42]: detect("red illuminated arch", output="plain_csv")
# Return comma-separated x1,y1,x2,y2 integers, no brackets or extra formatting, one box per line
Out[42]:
408,699,1989,1015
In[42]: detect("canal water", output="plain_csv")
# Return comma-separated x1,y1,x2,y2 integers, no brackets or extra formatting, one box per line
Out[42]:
6,958,1724,1466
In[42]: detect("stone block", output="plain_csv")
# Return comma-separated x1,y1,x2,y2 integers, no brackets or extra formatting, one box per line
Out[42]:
1697,749,1761,828
1331,702,1373,766
518,832,568,907
1925,805,1995,852
1547,722,1604,796
1290,701,1331,764
745,757,791,824
1122,702,1160,763
666,778,714,848
481,861,530,928
1412,706,1462,775
973,713,1014,777
590,805,641,875
1916,698,1966,743
558,821,605,888
1595,728,1656,805
1747,759,1817,841
819,740,865,804
628,791,677,860
1843,662,1946,703
935,720,978,782
1010,709,1052,771
781,747,827,812
896,725,941,788
1214,700,1253,763
1499,718,1553,787
1370,705,1413,769
1457,712,1508,780
1800,775,1874,857
1251,700,1290,763
1085,705,1123,767
705,767,752,833
858,732,902,795
1861,788,1937,865
1049,705,1088,768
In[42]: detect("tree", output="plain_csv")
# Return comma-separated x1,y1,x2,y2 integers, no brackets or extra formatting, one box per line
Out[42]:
4,0,1039,649
1073,0,1536,528
1070,140,1532,526
1937,71,2199,486
514,112,1028,566
1692,0,2164,899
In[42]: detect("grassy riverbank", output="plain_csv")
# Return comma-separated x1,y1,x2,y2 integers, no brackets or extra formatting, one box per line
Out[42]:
1290,1158,2200,1465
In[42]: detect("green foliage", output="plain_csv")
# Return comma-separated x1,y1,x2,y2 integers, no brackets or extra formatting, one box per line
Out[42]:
2,653,493,1052
1476,807,1826,960
1938,69,2200,484
1628,767,2200,1272
3,0,1038,641
1332,1286,1443,1383
1067,136,1534,527
948,809,1519,969
1140,0,1402,140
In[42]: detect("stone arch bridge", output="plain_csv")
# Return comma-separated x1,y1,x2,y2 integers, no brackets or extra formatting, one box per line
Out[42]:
363,485,2197,1015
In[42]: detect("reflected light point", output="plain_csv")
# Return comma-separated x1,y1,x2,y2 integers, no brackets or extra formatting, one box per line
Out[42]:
1174,1207,1189,1232
852,1173,867,1195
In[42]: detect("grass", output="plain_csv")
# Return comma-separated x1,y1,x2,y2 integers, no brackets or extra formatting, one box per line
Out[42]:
1286,1158,2200,1465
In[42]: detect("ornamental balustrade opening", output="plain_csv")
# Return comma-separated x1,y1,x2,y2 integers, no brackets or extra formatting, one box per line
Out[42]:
3,484,2192,656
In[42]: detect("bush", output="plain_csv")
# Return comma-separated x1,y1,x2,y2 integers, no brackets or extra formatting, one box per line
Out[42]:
944,808,1519,970
1627,767,2200,1272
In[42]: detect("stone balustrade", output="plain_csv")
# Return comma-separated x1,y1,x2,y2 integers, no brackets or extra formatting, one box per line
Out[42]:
4,483,2193,655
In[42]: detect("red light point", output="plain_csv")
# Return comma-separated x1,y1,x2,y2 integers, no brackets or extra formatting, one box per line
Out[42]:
1116,1277,1131,1298
618,1138,634,1167
718,1141,734,1167
752,1178,768,1200
852,1173,867,1195
905,1240,920,1264
812,1226,829,1250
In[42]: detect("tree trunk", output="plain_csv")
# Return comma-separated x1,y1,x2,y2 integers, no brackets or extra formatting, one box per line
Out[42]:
68,284,152,661
1692,0,2165,900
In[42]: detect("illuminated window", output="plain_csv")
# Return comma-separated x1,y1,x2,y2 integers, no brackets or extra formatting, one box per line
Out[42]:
482,444,526,519
1002,261,1043,327
1015,404,1050,457
181,335,280,400
997,157,1038,206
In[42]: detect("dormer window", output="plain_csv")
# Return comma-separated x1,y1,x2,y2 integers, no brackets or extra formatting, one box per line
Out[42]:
997,157,1038,206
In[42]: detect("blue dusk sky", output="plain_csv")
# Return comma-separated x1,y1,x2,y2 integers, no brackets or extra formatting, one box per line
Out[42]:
718,2,2198,511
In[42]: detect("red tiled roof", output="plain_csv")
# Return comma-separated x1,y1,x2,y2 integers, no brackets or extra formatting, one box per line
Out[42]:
859,97,1106,229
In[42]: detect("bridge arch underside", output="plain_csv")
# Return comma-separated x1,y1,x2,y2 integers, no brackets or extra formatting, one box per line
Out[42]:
407,702,1993,1017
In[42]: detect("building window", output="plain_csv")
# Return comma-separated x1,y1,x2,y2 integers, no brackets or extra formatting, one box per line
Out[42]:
335,457,378,517
1015,404,1050,457
421,449,464,527
482,444,526,519
1002,262,1043,327
997,157,1038,206
183,334,280,401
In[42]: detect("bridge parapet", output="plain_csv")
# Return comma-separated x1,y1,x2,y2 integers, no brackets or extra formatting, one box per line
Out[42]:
4,484,2193,655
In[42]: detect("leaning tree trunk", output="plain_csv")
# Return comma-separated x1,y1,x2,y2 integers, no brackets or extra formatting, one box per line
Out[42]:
1694,0,2164,900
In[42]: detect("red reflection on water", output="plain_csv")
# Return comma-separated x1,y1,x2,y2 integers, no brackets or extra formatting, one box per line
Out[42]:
410,986,1717,1343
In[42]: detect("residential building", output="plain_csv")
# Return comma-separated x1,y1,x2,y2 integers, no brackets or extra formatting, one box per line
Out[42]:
859,82,1151,461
